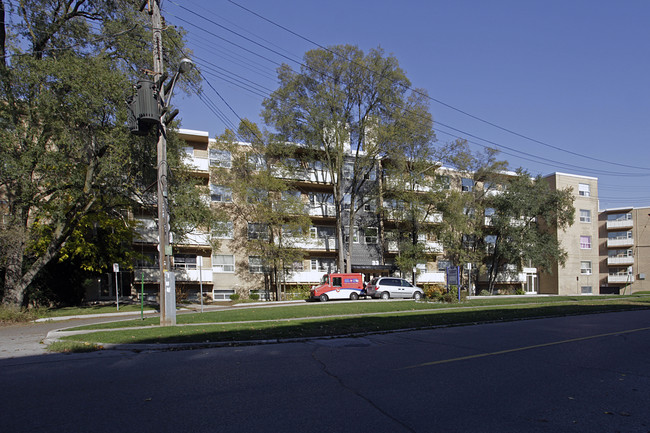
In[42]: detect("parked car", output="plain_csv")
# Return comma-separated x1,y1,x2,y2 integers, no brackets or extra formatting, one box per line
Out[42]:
366,277,424,300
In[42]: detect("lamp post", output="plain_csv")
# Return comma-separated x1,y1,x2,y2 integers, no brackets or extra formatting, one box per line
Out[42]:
156,58,193,327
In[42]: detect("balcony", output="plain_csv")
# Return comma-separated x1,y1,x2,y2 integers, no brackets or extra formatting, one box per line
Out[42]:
608,274,634,284
309,204,336,218
135,267,213,283
607,219,633,230
607,238,634,248
607,256,634,266
182,154,209,172
291,237,338,251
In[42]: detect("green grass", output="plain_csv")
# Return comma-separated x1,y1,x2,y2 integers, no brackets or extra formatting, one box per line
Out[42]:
54,295,650,348
37,303,157,318
46,341,103,353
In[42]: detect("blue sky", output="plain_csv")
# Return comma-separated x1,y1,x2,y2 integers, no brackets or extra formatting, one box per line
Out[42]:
163,0,650,210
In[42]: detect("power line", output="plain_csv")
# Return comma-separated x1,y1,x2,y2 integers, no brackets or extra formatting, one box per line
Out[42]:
225,0,650,173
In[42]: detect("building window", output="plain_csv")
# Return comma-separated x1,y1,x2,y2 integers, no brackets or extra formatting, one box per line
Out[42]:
345,226,359,243
210,184,232,202
248,256,265,273
580,261,592,275
607,212,632,221
212,221,234,239
581,286,593,294
213,255,235,273
608,231,633,240
364,227,378,244
247,223,269,240
580,236,591,249
174,254,196,269
579,209,591,223
209,149,231,168
578,183,590,197
461,177,473,192
310,257,335,272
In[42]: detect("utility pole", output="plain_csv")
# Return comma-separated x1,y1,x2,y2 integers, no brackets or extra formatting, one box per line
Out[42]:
151,0,175,326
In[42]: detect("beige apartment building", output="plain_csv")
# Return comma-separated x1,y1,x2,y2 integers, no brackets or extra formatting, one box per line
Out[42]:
599,206,650,294
123,129,646,301
539,173,600,295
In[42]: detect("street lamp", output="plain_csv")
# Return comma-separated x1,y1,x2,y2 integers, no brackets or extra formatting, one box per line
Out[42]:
156,58,194,327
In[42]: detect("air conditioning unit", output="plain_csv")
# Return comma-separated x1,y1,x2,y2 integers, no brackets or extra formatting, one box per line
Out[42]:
639,273,646,280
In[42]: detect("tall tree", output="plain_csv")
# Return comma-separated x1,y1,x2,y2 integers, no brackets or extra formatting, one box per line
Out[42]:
437,141,509,287
212,120,311,300
262,45,433,272
484,170,575,293
0,1,199,306
380,92,441,282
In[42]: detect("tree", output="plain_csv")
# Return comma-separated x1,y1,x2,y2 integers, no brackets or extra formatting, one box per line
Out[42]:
484,170,574,293
437,141,509,288
380,92,441,282
0,1,200,306
212,120,312,300
262,45,433,273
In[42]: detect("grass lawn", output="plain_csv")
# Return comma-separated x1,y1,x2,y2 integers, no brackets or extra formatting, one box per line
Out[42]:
38,303,157,318
55,294,650,348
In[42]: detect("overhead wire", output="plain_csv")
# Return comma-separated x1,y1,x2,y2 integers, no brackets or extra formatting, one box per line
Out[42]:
225,0,650,173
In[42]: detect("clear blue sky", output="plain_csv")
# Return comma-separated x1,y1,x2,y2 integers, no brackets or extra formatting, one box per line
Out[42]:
164,0,650,210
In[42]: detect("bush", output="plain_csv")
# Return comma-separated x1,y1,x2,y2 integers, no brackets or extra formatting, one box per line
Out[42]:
0,305,38,323
479,289,491,296
424,284,445,300
229,293,240,301
249,292,260,301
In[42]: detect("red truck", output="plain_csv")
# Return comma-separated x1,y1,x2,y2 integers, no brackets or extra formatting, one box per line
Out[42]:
310,273,365,302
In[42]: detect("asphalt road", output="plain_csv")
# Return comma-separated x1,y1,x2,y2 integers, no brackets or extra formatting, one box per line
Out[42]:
1,309,649,432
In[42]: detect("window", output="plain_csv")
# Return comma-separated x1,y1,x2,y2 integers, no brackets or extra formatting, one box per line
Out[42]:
578,183,590,197
607,212,632,221
581,286,593,294
310,257,335,272
608,231,633,240
247,188,267,204
174,254,196,269
461,177,473,192
580,236,591,249
212,221,234,239
309,192,334,205
579,209,591,223
345,226,359,243
210,184,232,202
580,261,592,275
248,154,266,170
437,175,451,190
213,255,235,273
364,227,378,244
343,193,351,210
248,256,265,273
209,149,231,168
248,223,269,240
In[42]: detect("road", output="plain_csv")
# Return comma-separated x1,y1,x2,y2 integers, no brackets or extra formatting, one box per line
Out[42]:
1,309,649,432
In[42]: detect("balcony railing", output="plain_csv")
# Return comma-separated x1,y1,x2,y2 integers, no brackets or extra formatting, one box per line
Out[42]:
607,256,634,266
135,267,213,283
606,219,633,230
608,274,634,284
607,238,634,248
182,155,209,172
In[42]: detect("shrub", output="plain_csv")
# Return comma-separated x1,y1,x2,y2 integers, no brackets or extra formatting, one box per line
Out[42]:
424,284,445,300
249,292,260,301
479,289,491,296
229,293,240,301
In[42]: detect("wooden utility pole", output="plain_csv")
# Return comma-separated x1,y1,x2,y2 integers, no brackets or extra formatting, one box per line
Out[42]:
150,0,176,326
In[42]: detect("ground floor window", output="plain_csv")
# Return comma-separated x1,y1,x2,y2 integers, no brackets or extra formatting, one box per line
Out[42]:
581,286,593,294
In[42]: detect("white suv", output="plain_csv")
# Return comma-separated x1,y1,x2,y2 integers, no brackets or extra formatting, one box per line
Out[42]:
366,277,424,300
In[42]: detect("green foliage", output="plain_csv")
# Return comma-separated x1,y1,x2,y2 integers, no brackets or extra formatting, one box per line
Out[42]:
0,1,199,306
229,293,240,301
0,304,38,323
262,45,434,272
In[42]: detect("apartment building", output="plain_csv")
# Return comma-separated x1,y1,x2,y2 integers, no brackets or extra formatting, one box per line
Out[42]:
125,130,640,301
599,206,650,294
539,173,600,295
